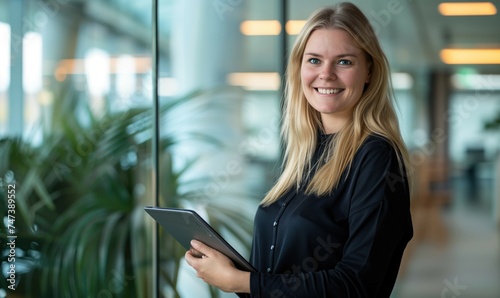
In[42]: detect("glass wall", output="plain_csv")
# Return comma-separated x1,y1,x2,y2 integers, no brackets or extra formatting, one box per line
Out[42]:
1,0,284,297
449,86,500,210
1,0,155,297
1,0,498,297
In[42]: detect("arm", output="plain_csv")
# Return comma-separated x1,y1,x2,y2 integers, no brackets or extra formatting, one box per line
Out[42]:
185,240,251,294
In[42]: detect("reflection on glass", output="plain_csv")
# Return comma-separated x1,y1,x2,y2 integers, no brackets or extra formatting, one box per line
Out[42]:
0,22,9,93
22,32,43,95
22,32,43,144
85,48,110,115
116,54,136,99
0,22,9,135
227,72,280,91
157,77,179,97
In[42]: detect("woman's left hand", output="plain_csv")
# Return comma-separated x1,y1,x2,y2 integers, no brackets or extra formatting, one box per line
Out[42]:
185,239,250,293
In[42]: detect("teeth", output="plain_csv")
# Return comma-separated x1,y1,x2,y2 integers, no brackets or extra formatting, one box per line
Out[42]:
317,88,342,94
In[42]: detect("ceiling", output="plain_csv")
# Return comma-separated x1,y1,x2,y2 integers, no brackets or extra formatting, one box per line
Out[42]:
77,0,500,76
244,0,500,75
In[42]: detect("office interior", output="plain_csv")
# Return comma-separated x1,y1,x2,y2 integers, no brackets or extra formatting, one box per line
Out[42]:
0,0,499,297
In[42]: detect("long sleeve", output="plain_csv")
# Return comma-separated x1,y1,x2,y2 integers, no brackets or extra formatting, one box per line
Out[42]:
248,136,413,298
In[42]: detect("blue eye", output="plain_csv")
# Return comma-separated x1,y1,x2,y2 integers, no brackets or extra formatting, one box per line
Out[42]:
338,59,352,65
308,58,321,64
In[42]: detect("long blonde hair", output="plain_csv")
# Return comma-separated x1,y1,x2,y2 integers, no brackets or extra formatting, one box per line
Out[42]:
261,2,410,206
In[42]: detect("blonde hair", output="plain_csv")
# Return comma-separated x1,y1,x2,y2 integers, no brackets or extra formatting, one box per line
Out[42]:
261,2,410,206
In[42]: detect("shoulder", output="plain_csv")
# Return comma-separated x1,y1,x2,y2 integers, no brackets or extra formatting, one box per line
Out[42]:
346,134,409,210
355,134,396,161
361,134,393,150
347,134,404,179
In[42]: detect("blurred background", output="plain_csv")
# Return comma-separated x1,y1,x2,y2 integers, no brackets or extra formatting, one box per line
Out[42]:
0,0,499,297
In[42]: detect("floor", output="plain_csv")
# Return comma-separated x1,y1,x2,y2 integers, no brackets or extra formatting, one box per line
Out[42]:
392,177,500,298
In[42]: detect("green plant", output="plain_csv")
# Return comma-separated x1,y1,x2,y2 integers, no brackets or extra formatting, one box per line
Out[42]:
0,83,256,297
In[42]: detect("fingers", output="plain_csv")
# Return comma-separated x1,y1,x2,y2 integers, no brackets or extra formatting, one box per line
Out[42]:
190,247,204,258
184,240,243,291
190,239,213,257
185,240,210,269
185,249,205,269
184,250,198,266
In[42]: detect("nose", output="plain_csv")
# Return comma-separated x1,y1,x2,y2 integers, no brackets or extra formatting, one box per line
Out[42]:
319,64,336,80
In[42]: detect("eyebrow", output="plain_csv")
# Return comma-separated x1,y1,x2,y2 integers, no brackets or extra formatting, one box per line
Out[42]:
304,52,358,59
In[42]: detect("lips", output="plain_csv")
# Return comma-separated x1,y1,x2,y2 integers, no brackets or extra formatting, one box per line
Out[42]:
315,88,344,95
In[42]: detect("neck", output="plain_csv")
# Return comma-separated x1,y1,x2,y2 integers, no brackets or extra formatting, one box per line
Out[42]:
321,114,349,133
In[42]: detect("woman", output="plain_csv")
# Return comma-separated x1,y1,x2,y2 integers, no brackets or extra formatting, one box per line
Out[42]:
185,2,413,297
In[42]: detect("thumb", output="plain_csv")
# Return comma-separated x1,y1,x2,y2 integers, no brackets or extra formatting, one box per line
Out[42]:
190,240,214,257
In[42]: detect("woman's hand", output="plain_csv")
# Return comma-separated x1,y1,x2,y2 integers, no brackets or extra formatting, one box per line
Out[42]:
185,240,250,293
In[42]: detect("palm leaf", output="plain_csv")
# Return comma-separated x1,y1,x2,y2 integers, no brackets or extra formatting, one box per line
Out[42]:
1,83,257,298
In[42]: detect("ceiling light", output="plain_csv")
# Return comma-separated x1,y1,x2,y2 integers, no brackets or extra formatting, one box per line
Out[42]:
55,57,151,76
438,2,497,16
227,72,281,90
440,49,500,64
286,20,307,35
240,21,281,36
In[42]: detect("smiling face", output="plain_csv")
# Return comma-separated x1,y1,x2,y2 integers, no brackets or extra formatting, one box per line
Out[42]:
301,28,371,133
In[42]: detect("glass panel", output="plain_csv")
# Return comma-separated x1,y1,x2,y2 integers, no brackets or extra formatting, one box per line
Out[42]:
0,0,154,296
0,20,9,136
449,90,500,163
157,0,282,296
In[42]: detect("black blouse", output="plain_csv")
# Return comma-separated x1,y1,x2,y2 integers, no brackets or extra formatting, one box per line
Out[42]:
246,134,413,298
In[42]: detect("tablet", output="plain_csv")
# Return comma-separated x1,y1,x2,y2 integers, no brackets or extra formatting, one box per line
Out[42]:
144,206,256,272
